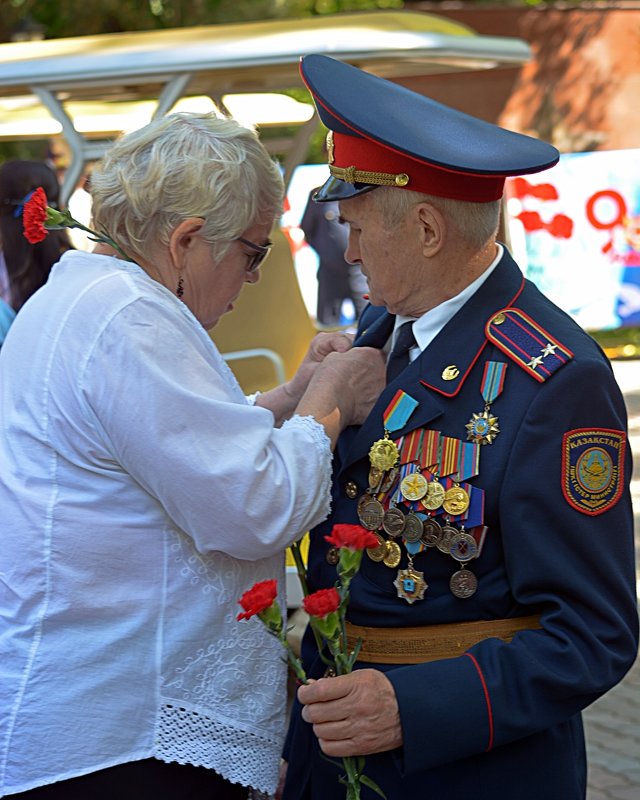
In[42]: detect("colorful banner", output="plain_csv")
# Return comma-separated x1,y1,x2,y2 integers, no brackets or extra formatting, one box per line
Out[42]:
505,149,640,330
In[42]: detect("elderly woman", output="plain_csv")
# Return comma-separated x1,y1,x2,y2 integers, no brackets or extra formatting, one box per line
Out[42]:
0,113,384,800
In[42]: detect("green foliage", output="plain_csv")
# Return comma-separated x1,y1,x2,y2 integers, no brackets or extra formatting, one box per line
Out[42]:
1,0,405,41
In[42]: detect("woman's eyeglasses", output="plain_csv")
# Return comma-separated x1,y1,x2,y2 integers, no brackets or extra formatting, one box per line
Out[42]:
237,236,273,273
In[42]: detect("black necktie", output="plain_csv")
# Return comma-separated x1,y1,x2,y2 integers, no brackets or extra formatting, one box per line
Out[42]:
386,321,416,383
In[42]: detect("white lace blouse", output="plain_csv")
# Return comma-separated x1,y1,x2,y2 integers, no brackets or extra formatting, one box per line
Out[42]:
0,251,332,796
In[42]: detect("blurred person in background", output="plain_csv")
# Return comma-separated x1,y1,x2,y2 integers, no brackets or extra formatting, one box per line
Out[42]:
300,188,367,327
0,111,385,800
0,159,73,311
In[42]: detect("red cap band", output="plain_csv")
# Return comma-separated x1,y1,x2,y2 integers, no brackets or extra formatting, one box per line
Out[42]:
332,132,505,203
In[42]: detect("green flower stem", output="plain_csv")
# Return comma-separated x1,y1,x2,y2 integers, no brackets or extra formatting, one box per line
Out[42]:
289,540,333,666
289,540,310,597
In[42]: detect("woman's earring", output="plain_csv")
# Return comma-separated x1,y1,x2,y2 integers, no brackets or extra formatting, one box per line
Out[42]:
176,276,184,298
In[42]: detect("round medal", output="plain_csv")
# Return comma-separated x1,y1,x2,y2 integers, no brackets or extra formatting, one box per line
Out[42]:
421,516,442,548
369,438,399,471
383,540,402,569
450,568,478,599
402,512,424,543
449,532,478,563
437,523,458,554
400,471,428,502
442,485,470,516
420,480,445,511
357,498,385,531
366,532,387,563
382,506,406,538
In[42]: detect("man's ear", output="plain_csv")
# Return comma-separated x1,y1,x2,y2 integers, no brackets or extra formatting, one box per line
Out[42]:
415,203,446,257
168,217,206,272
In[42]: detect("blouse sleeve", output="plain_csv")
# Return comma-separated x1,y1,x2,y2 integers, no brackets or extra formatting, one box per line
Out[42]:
80,296,332,559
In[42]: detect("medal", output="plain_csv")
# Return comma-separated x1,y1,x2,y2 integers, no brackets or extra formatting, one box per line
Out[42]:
421,516,442,547
370,391,419,472
366,532,387,563
400,470,428,501
383,540,402,568
379,466,399,494
449,531,478,562
369,435,399,472
382,506,406,538
368,465,384,490
402,512,423,543
394,567,427,604
450,567,478,599
466,361,506,445
420,479,445,511
357,497,385,530
466,409,500,446
442,484,470,516
437,523,458,554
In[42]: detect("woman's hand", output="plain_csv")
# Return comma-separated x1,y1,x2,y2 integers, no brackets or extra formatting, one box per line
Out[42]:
295,345,386,447
285,331,355,405
255,331,356,424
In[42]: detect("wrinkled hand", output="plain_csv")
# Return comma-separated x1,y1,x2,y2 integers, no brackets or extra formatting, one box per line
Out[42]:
286,331,355,403
298,670,403,758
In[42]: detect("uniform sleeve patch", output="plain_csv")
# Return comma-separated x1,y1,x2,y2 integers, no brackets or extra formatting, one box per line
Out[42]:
562,428,626,515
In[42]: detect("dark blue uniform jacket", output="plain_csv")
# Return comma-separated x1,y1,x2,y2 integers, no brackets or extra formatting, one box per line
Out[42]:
283,248,638,800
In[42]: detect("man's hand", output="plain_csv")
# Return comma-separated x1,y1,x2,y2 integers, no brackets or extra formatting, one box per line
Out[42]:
298,669,402,757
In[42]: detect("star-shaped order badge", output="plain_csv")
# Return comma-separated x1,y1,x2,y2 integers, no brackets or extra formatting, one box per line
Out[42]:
466,361,507,445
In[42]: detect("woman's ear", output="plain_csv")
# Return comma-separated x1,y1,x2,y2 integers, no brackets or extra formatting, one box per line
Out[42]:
415,203,446,257
168,217,206,272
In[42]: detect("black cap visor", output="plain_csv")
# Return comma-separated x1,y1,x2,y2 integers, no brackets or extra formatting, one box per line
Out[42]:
313,176,378,203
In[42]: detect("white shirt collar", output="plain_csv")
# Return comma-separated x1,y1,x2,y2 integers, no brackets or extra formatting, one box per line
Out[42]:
394,243,503,355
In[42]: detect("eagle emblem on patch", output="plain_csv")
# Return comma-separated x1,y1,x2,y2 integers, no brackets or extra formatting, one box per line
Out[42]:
562,428,626,515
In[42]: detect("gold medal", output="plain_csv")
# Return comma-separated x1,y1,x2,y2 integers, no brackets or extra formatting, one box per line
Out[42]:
383,540,402,569
466,409,500,445
369,435,399,472
442,485,470,516
420,480,445,511
368,465,384,490
400,471,428,502
366,532,387,563
394,567,427,604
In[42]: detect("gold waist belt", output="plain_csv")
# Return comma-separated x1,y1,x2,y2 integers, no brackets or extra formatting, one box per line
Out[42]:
345,615,542,665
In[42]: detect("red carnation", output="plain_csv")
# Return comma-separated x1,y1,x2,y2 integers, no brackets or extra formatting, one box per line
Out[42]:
325,523,379,552
237,578,278,621
22,187,49,244
303,587,340,618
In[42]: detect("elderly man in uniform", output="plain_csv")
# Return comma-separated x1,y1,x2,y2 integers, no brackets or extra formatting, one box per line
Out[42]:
281,55,638,800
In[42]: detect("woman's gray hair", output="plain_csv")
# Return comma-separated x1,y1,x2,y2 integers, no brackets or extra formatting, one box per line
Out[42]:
371,186,501,250
90,112,284,263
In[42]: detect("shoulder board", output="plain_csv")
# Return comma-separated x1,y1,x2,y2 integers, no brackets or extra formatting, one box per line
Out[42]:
485,307,573,383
